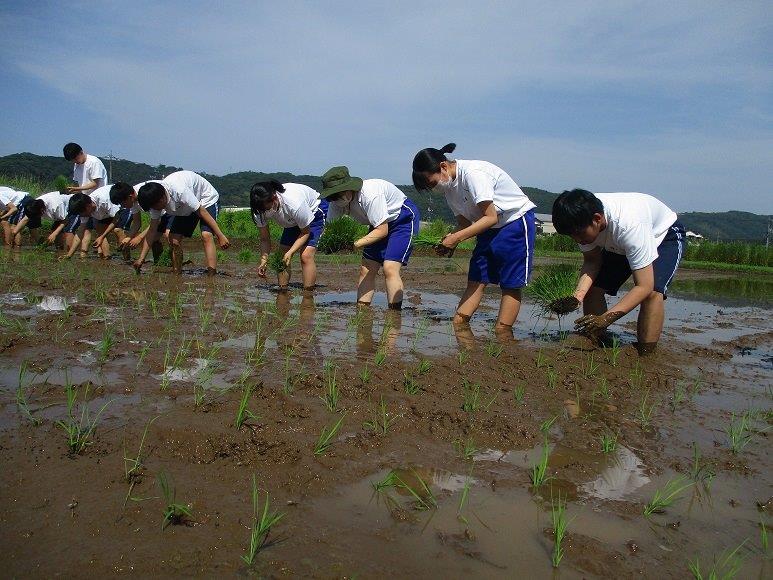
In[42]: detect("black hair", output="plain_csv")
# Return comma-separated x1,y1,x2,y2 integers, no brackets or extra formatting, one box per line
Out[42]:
137,182,166,212
551,189,604,235
67,193,91,215
25,198,45,217
411,143,456,190
63,142,83,161
250,180,285,221
110,182,134,205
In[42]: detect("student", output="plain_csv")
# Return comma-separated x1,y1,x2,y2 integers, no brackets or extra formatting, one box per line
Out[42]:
63,142,108,255
11,191,75,250
65,186,130,259
551,189,686,353
1,187,33,246
250,180,328,290
412,143,536,335
321,166,420,310
131,170,231,274
109,181,169,263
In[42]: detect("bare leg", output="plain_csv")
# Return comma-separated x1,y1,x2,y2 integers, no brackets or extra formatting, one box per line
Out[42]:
1,221,10,246
170,234,184,274
454,281,486,325
201,231,217,273
357,258,381,304
95,223,110,258
80,226,92,256
497,288,523,327
300,246,318,289
382,260,404,306
583,286,607,315
637,291,665,344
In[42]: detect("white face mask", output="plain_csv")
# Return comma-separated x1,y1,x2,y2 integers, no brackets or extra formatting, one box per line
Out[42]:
434,167,452,189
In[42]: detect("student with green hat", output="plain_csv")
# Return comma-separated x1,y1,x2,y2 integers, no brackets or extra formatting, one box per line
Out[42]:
321,166,420,310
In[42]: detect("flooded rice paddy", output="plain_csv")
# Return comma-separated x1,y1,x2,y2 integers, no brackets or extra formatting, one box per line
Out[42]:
0,249,770,578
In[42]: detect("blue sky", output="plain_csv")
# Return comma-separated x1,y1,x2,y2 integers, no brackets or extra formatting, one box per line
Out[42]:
0,1,771,213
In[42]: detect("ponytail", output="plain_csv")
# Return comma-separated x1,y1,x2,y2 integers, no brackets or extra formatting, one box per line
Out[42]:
250,180,285,220
411,143,457,190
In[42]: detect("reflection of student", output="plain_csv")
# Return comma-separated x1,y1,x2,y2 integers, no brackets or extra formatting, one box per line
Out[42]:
412,143,536,337
250,180,328,291
551,189,686,353
321,166,420,310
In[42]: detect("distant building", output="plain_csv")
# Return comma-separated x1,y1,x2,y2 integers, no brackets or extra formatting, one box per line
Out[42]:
535,213,556,235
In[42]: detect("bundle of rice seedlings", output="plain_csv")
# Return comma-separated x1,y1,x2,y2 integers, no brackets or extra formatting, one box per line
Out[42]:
267,250,288,275
528,264,579,317
412,231,444,247
53,175,72,193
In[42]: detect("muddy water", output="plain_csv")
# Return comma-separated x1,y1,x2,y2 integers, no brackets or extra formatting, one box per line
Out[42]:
0,252,770,578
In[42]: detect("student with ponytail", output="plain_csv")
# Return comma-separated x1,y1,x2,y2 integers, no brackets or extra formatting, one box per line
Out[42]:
250,180,328,290
412,143,536,335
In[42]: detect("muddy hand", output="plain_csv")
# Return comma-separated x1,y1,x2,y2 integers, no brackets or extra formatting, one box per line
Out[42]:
257,264,267,278
549,295,580,315
574,311,624,335
132,260,143,274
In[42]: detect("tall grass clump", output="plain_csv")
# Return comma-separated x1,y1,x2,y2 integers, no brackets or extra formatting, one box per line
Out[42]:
318,217,368,253
0,173,43,196
685,240,772,268
527,264,579,317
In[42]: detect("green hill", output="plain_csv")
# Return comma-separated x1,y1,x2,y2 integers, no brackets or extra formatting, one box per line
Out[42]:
0,152,768,240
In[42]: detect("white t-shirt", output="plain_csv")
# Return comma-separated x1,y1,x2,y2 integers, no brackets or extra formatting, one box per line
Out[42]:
73,154,108,194
435,159,535,228
579,192,678,270
148,171,219,219
87,185,121,220
37,191,74,221
252,183,321,229
0,187,26,210
327,179,406,226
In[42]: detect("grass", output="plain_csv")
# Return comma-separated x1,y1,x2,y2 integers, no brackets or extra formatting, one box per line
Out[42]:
687,540,747,579
158,472,192,530
242,475,285,566
550,490,573,568
600,431,618,453
461,379,497,412
314,413,346,455
321,362,340,412
530,437,551,487
363,396,399,436
726,412,752,454
643,475,694,516
55,380,114,455
234,382,258,429
527,264,579,318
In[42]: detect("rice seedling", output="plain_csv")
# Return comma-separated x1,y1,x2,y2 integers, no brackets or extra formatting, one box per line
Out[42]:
461,379,497,412
371,470,400,492
457,470,473,524
530,437,551,487
193,383,206,407
359,365,372,384
97,324,115,364
320,363,340,412
638,390,656,429
689,443,716,485
726,412,752,454
135,343,151,370
234,382,258,429
581,352,599,379
670,380,688,412
237,248,254,263
416,358,432,375
513,385,525,404
485,339,503,358
412,230,444,248
760,516,768,556
242,475,285,565
593,376,610,400
550,490,574,568
313,413,346,456
158,472,192,529
600,431,618,453
546,367,558,390
527,264,579,319
454,437,478,460
398,469,438,511
124,415,160,483
605,335,621,366
403,372,421,395
374,349,387,366
410,316,430,351
629,361,645,389
540,415,558,433
687,540,747,580
536,349,548,369
458,349,469,365
643,475,694,516
16,361,41,426
363,396,399,436
55,380,114,455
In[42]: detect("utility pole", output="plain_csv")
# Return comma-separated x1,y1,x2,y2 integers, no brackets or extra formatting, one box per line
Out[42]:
105,150,116,182
767,216,772,248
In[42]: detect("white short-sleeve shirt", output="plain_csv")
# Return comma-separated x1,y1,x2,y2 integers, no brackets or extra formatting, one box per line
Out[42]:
327,179,406,226
435,159,535,228
73,154,108,194
0,187,26,211
252,183,321,229
87,185,121,220
37,191,74,221
579,192,678,270
148,171,219,219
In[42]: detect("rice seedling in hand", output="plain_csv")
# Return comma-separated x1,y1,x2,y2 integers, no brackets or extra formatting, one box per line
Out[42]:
527,264,579,318
267,250,288,277
320,363,340,412
403,372,421,395
726,412,753,454
643,475,694,516
242,475,285,566
363,396,399,436
416,358,432,375
600,431,618,453
530,437,551,487
513,385,525,404
314,413,346,456
687,540,747,580
234,382,258,429
55,381,114,455
53,174,72,192
158,472,192,530
550,490,574,568
461,379,497,412
412,230,445,248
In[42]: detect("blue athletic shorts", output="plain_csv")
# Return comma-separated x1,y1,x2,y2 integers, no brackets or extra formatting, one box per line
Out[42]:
8,195,33,226
362,198,420,265
468,209,536,289
115,208,133,230
168,202,219,237
62,214,82,234
157,214,172,234
279,200,328,249
594,221,686,299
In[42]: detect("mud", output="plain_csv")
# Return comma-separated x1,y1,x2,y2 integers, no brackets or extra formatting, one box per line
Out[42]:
0,248,770,578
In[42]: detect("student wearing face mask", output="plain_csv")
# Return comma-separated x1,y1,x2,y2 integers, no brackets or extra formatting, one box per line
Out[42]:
412,143,536,335
321,166,420,310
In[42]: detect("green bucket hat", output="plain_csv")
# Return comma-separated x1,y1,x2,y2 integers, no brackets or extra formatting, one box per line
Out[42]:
321,166,363,199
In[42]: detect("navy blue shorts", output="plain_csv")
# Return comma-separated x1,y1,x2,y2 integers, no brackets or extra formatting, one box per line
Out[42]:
115,208,134,230
469,210,536,289
279,200,328,249
8,195,33,226
594,221,686,299
362,198,420,265
168,202,218,237
62,214,82,234
157,214,172,234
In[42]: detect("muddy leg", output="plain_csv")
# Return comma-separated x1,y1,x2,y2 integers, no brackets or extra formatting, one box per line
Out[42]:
637,290,665,345
454,281,486,325
201,231,216,274
278,244,291,289
169,234,184,274
383,260,403,308
300,246,317,289
496,288,522,328
357,258,380,305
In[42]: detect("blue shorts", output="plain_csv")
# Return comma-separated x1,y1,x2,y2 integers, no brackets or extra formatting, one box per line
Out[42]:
594,221,686,298
8,195,33,226
468,209,536,289
279,200,328,249
362,198,420,265
62,214,82,234
115,208,134,230
168,202,218,237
